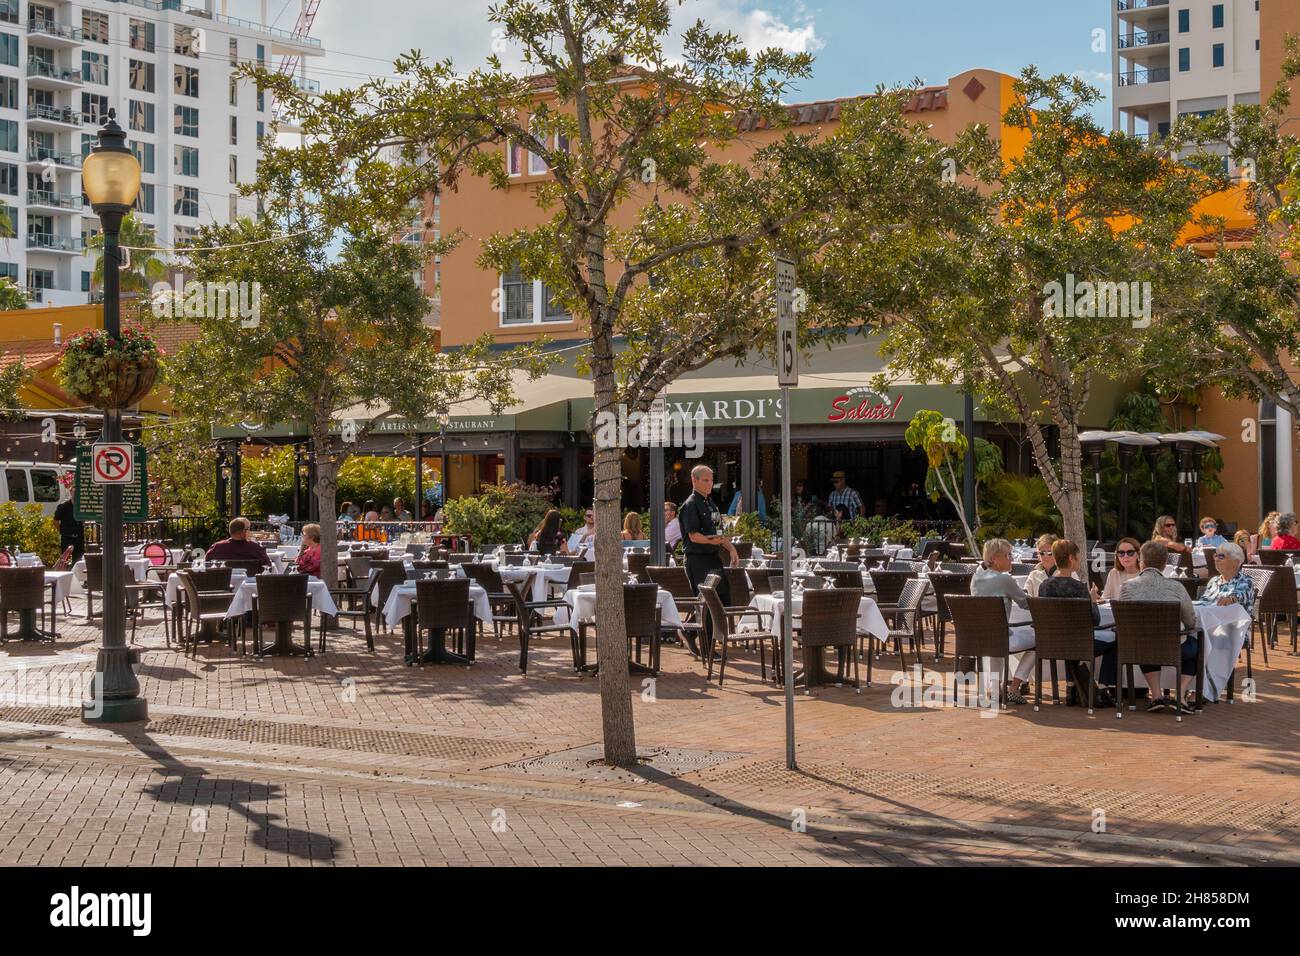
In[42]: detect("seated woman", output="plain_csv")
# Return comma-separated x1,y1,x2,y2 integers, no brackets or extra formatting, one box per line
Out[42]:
295,523,322,577
1101,537,1141,600
621,511,643,542
1025,533,1059,597
527,509,568,554
1151,515,1189,553
1270,512,1300,550
971,538,1035,705
1038,538,1115,705
1233,529,1256,563
1199,542,1257,616
1252,512,1279,555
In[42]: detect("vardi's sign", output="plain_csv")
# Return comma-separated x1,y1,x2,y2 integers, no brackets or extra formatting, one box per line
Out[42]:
827,389,904,423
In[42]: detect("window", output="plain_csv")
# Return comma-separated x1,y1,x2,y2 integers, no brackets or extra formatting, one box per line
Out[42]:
500,264,570,325
0,33,16,67
82,52,109,85
507,140,525,176
129,60,155,93
1213,43,1225,68
134,183,155,214
174,225,197,247
257,90,265,113
174,25,200,57
229,194,239,220
174,145,198,177
256,121,265,143
174,106,199,138
1212,4,1224,28
81,270,90,292
174,65,199,98
1178,9,1190,33
229,75,238,106
0,77,14,110
81,133,95,159
256,44,266,67
0,119,15,153
174,185,198,217
129,19,155,53
0,162,14,195
81,93,109,126
229,154,237,184
32,470,59,504
230,116,238,145
4,469,28,504
129,100,155,134
131,140,155,174
81,10,108,44
0,262,14,282
1179,47,1191,72
0,0,14,25
229,37,239,67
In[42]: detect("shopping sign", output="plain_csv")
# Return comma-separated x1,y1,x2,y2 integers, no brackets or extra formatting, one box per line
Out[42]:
775,256,798,387
74,444,148,522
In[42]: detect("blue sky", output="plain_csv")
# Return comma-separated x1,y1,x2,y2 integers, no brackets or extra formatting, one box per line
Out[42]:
303,0,1115,125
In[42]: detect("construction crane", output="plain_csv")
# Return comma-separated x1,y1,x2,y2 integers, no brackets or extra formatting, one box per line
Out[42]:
273,0,321,123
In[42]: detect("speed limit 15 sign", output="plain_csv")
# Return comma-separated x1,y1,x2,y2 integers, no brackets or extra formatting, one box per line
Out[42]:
775,256,798,386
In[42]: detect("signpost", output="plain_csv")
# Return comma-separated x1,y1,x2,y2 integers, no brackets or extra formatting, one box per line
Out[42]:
647,390,667,567
74,444,148,523
775,255,797,771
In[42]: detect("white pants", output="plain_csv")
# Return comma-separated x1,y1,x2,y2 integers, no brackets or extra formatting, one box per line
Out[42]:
982,625,1037,685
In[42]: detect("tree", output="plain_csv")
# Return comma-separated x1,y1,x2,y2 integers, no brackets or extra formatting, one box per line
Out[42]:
827,69,1216,545
904,409,1001,553
89,213,168,294
0,353,27,420
161,127,549,591
0,277,27,310
142,413,218,516
258,0,974,765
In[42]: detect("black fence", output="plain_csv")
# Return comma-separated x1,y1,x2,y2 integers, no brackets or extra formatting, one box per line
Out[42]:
84,516,231,554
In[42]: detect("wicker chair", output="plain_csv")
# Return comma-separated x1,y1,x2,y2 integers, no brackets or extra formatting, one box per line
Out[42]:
824,569,864,589
747,567,775,595
1258,549,1288,567
370,560,410,633
177,569,234,655
83,552,105,621
325,567,377,653
733,541,754,560
1245,563,1296,653
864,578,926,688
0,567,52,643
798,587,862,691
626,552,651,581
1110,599,1203,721
250,573,312,659
927,571,972,660
624,582,664,675
698,583,779,685
722,567,754,610
645,565,705,656
411,559,449,572
944,594,1015,710
501,552,529,566
414,578,475,663
1027,597,1106,714
223,557,268,577
462,562,517,639
508,577,577,673
869,569,915,610
1240,566,1275,673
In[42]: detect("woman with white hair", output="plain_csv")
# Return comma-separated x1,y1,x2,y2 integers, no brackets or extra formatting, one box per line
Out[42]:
970,537,1036,705
1200,542,1257,616
1269,512,1300,551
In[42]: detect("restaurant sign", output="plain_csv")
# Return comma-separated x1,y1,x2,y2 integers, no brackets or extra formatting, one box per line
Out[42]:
826,387,904,423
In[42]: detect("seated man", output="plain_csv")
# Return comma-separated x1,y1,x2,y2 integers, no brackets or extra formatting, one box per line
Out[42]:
1119,539,1199,713
206,517,271,568
971,537,1036,705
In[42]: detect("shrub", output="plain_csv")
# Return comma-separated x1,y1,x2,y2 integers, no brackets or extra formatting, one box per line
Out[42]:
442,481,558,547
977,474,1061,542
838,514,920,545
0,503,60,565
730,511,773,551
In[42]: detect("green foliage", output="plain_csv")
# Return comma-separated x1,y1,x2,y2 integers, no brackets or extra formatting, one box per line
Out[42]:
144,414,218,516
977,475,1062,542
0,355,27,422
88,213,168,294
558,507,584,535
730,511,772,551
239,450,435,518
0,503,61,565
0,277,27,311
55,326,158,406
442,481,558,547
838,514,920,546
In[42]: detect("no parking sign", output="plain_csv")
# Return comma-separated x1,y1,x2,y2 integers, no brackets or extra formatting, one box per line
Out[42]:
92,443,135,484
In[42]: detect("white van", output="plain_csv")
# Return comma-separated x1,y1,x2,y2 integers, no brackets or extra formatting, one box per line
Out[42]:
0,461,73,517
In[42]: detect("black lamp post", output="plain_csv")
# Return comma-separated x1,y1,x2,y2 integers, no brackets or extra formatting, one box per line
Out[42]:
81,110,144,724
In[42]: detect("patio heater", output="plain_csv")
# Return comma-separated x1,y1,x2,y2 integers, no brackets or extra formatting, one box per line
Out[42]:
1109,431,1160,539
1162,431,1224,538
1078,430,1113,546
1143,434,1167,525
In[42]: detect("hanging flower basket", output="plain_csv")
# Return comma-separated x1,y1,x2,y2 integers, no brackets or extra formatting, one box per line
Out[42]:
55,326,160,409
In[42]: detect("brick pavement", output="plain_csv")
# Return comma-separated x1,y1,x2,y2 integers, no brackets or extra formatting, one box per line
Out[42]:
1,596,1298,865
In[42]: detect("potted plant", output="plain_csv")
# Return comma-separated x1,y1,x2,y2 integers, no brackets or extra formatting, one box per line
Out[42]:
55,325,159,409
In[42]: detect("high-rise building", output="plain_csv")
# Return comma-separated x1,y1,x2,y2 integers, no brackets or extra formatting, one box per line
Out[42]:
1112,0,1260,160
0,0,322,305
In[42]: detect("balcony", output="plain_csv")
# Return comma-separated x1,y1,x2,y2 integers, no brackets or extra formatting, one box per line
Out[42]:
26,145,83,169
1118,67,1171,86
26,60,83,90
26,189,84,214
25,103,81,130
1117,0,1169,10
26,233,85,255
26,20,84,47
1118,29,1170,49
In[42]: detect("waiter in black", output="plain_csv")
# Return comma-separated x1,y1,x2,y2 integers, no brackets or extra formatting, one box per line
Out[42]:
678,464,738,656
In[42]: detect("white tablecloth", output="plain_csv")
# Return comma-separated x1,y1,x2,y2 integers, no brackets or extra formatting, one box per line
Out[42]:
44,570,75,604
554,586,681,629
382,582,491,629
163,570,247,608
1097,601,1250,701
70,557,150,594
752,592,889,641
451,563,571,603
224,577,338,619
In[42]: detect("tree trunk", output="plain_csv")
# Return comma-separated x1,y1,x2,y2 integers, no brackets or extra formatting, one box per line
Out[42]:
312,429,341,591
1054,423,1088,547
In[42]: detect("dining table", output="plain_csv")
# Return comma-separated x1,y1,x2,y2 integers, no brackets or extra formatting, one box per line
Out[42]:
225,577,339,657
381,581,490,664
752,590,890,686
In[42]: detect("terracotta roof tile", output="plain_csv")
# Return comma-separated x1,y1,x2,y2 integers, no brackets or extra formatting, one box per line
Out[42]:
0,341,61,370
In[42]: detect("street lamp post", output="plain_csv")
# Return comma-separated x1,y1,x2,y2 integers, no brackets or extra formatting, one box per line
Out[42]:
81,110,143,725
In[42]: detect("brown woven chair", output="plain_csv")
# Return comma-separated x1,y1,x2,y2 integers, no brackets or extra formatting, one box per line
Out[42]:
414,578,475,663
1110,599,1202,721
1027,597,1106,714
732,541,753,561
463,562,514,639
508,577,576,673
83,552,105,621
447,552,478,566
626,552,651,581
223,557,268,577
869,569,915,609
699,583,779,685
944,594,1014,710
646,565,705,655
624,582,664,675
864,578,927,688
1240,566,1274,674
411,559,449,572
1201,547,1219,578
928,571,972,660
747,567,775,595
1245,563,1295,653
722,567,754,609
501,552,529,566
1257,549,1288,567
370,560,410,633
250,573,312,659
325,567,377,653
824,569,864,589
799,587,862,691
177,569,234,655
0,567,53,643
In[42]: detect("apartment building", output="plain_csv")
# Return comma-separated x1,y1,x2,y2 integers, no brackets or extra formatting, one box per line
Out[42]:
0,0,322,306
1112,0,1260,168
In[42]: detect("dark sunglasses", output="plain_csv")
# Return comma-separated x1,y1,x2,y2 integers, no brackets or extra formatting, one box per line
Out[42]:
1116,549,1137,556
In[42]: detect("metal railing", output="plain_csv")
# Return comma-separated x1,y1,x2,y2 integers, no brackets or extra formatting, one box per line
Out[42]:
27,20,84,43
1117,0,1169,10
26,233,84,253
27,189,83,211
27,145,83,167
1118,67,1171,86
1118,29,1169,48
26,60,83,84
26,103,81,125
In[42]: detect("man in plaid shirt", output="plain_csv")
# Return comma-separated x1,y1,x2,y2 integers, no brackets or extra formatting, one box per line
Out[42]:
827,471,863,520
